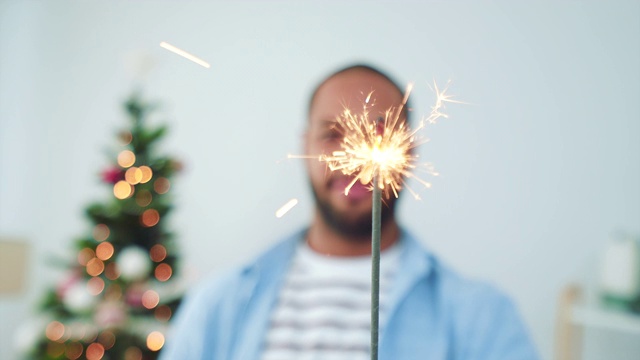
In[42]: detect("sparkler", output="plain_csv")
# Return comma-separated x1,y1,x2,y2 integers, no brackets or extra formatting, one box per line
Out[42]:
327,81,459,360
290,80,460,360
318,80,461,200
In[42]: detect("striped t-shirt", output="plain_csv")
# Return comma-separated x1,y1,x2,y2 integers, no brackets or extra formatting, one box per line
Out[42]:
262,241,401,360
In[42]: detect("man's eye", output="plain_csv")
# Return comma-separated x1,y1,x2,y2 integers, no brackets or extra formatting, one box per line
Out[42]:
321,131,342,141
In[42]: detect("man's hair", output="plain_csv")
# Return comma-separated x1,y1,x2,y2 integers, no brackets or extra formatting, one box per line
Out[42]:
307,63,412,124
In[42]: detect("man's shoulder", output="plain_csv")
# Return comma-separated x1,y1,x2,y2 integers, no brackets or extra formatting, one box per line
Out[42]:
185,230,302,303
401,232,516,312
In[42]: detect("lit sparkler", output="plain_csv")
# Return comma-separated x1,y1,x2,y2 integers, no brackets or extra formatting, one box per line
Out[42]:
291,80,460,199
290,80,461,360
345,80,456,360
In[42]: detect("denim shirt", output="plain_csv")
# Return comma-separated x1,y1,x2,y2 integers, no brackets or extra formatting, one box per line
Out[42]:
160,230,539,360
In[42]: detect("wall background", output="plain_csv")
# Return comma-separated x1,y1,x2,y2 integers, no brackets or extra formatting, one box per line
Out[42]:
1,1,639,359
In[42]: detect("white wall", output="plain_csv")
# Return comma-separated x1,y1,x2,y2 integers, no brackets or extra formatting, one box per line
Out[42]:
1,1,639,359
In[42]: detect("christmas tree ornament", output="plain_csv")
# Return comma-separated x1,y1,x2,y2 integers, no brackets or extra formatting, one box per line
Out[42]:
63,281,97,313
116,246,152,282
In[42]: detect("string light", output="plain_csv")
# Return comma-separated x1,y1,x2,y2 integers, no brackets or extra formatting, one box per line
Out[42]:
125,167,143,185
96,242,114,261
138,166,153,183
154,305,172,322
142,290,160,309
98,331,116,350
92,224,110,242
135,189,153,207
154,263,172,282
146,331,165,351
153,177,170,194
141,209,160,227
104,262,120,280
65,342,83,359
47,342,65,357
114,180,134,199
78,248,95,266
86,342,105,360
149,244,167,262
86,258,105,277
117,150,136,168
124,347,142,360
45,321,65,342
87,277,105,296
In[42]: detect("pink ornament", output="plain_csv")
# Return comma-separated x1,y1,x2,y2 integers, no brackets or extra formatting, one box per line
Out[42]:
101,167,124,184
94,301,127,328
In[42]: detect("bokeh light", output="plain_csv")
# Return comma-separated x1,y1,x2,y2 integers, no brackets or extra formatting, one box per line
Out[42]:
105,284,123,301
149,244,167,262
114,180,134,199
153,177,170,194
155,305,172,322
87,277,105,296
135,189,153,207
139,166,153,183
125,167,143,185
92,224,110,242
96,242,114,261
104,262,120,280
154,263,172,282
119,131,133,146
146,331,165,351
141,290,160,309
86,258,105,277
124,346,142,360
65,342,83,360
86,343,105,360
141,209,160,227
117,150,136,168
45,321,65,342
78,248,95,266
47,342,65,357
98,331,116,350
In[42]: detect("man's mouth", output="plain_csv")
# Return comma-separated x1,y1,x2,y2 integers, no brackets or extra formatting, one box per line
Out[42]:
330,177,372,201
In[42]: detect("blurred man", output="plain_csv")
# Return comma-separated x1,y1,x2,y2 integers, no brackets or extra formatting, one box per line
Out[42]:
160,64,538,360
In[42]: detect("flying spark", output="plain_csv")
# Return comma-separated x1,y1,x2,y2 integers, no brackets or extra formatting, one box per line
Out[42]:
159,41,210,68
275,198,299,218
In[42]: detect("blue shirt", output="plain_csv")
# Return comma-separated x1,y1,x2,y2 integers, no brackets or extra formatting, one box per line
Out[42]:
160,230,539,360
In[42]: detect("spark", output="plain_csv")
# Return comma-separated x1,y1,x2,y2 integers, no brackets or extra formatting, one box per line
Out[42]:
292,80,460,199
159,41,210,68
275,198,299,218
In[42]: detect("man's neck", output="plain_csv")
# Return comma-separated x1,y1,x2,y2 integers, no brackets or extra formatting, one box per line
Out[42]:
306,213,400,257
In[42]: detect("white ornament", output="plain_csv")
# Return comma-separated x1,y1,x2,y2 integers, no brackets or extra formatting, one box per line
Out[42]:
63,281,96,313
117,246,152,282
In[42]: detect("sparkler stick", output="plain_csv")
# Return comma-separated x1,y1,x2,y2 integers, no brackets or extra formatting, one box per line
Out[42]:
370,117,384,360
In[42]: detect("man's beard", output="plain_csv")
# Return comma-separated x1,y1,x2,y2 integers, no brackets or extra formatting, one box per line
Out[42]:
310,184,397,239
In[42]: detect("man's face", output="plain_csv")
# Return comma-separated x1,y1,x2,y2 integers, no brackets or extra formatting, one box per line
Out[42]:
305,70,405,238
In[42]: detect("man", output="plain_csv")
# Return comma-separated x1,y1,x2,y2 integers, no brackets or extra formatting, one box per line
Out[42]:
160,64,538,360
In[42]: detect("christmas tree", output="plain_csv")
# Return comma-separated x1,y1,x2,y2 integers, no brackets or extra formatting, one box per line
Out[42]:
23,93,183,360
